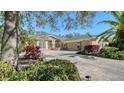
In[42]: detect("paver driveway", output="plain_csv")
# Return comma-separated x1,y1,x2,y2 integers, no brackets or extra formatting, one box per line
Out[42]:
43,50,124,81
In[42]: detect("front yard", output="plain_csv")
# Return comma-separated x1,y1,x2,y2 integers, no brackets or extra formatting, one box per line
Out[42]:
1,49,124,81
0,59,80,81
43,50,124,81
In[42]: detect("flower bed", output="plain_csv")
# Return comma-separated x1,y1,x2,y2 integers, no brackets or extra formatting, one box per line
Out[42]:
84,45,100,55
24,44,41,59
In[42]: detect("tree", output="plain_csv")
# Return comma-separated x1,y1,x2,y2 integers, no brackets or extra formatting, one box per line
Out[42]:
1,12,20,67
96,11,124,50
0,11,95,66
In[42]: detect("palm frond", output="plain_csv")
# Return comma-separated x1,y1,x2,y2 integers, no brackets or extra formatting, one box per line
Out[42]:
96,27,115,42
96,27,114,38
111,35,116,42
103,32,115,42
86,32,93,37
111,11,121,22
98,20,119,26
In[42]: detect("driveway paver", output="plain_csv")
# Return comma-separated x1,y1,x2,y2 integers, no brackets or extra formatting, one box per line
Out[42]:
43,50,124,81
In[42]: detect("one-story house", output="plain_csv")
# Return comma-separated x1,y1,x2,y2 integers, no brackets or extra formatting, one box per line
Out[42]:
35,34,62,50
63,38,98,51
34,33,107,51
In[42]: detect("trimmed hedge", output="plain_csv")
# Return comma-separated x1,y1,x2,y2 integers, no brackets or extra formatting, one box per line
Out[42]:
0,59,81,81
98,47,124,60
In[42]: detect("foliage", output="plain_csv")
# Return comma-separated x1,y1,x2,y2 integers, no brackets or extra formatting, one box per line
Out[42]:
24,44,41,59
19,30,37,52
32,59,80,81
22,12,96,31
10,71,28,81
100,47,119,52
28,59,80,81
112,51,124,60
9,64,36,81
108,42,117,47
96,11,124,50
0,62,16,80
84,45,100,55
98,47,124,60
98,47,119,58
0,59,80,81
59,33,95,41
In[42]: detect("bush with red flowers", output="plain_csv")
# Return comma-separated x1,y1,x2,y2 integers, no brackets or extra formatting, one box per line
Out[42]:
24,44,41,59
84,45,100,55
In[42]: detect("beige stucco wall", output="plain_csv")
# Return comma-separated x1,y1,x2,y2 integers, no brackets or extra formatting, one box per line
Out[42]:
64,42,81,51
92,41,98,45
81,40,99,51
36,40,40,46
64,39,99,51
80,40,92,51
37,36,62,50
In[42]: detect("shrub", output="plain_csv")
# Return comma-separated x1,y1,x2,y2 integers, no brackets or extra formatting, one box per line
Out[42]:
9,64,36,81
98,47,118,58
10,71,28,81
0,61,29,81
30,59,81,81
0,59,80,81
98,47,124,60
84,45,100,55
111,51,124,60
0,62,16,80
24,44,41,59
102,47,119,52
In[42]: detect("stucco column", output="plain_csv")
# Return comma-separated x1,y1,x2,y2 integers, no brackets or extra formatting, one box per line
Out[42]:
36,41,40,46
52,40,55,49
45,41,48,50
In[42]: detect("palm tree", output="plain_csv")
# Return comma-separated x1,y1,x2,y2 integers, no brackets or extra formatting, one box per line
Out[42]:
96,11,124,50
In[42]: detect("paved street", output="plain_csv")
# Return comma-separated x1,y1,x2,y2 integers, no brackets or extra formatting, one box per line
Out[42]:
43,50,124,81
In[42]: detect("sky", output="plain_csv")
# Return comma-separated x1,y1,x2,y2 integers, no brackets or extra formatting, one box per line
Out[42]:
25,11,116,36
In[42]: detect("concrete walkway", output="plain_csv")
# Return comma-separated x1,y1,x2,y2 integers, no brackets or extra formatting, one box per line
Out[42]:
43,50,124,81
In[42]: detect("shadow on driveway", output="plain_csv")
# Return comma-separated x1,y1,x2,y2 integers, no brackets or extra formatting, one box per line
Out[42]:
78,55,97,60
59,52,97,60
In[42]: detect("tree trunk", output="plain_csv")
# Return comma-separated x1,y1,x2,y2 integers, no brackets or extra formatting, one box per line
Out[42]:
1,11,20,65
119,31,124,50
115,30,124,50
